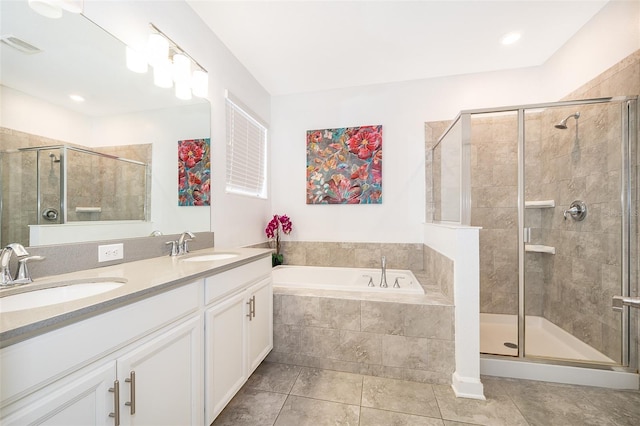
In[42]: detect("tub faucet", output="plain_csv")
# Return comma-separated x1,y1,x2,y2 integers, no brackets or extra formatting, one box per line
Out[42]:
380,256,388,288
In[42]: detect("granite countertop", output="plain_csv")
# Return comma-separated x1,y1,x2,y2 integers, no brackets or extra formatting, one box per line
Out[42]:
0,247,271,348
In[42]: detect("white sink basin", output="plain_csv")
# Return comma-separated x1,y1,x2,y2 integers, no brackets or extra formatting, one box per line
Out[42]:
181,253,239,262
0,280,125,313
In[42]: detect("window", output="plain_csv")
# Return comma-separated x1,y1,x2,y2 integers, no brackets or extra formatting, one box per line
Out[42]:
225,93,268,198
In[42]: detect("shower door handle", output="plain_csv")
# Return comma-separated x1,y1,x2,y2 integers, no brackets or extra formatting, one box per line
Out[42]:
612,296,640,311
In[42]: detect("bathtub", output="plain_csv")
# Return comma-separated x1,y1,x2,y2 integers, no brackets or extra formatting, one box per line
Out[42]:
272,265,424,295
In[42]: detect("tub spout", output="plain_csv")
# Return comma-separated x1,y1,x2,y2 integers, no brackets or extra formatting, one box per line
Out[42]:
380,256,388,288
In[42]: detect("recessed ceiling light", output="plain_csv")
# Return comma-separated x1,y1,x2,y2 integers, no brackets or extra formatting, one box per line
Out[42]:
501,32,521,46
69,94,85,102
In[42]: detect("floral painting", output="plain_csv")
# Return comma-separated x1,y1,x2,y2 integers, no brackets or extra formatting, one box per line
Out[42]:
306,125,382,204
178,138,210,206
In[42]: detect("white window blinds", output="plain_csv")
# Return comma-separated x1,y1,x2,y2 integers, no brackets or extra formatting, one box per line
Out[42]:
225,95,268,198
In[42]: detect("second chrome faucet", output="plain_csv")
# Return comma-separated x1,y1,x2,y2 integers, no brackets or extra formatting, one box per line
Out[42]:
166,231,196,256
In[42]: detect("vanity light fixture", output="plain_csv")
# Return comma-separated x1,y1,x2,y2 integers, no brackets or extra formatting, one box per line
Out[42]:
500,31,522,46
69,94,85,102
125,23,209,100
28,0,83,19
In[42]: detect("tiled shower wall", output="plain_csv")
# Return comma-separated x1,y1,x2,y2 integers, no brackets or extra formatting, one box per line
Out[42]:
0,127,150,247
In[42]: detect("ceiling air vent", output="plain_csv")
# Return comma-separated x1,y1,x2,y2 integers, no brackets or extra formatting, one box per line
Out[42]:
1,35,42,54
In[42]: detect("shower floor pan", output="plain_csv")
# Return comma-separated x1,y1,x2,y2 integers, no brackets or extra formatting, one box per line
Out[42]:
480,313,615,364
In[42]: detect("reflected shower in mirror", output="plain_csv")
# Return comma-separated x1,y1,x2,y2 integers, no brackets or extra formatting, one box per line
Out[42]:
0,0,211,247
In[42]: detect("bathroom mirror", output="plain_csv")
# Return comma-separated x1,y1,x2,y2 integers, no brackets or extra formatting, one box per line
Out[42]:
0,1,211,247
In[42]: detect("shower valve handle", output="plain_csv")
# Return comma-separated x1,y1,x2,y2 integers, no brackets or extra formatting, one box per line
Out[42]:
563,200,587,221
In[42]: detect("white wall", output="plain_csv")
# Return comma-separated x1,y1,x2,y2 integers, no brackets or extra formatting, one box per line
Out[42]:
0,86,91,143
270,0,639,244
83,0,272,248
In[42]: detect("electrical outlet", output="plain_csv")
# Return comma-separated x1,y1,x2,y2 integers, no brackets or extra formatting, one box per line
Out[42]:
98,243,124,262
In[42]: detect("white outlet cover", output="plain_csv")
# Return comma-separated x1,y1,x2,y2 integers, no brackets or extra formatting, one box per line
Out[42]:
98,243,124,262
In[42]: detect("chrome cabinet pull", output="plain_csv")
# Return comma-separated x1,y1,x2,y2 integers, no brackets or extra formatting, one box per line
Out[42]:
246,295,256,320
251,295,256,318
247,298,253,320
125,371,136,414
109,380,120,426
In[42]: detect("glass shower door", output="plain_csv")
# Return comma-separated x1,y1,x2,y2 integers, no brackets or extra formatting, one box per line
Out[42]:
522,100,630,365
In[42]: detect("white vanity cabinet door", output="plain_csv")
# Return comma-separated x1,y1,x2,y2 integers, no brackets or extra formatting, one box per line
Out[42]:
247,277,273,374
1,361,115,426
205,291,248,423
117,316,202,426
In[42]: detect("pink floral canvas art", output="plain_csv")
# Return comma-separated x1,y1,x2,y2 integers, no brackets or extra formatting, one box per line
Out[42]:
306,125,382,204
178,138,210,206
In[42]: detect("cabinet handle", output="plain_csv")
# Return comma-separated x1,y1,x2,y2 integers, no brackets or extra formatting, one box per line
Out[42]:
252,295,256,318
109,380,120,426
246,298,253,321
125,371,136,414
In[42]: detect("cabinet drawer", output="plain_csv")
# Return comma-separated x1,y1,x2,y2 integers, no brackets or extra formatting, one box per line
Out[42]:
204,257,271,305
0,281,200,406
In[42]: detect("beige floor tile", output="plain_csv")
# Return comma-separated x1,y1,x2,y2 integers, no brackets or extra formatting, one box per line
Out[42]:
582,386,640,426
432,381,529,426
361,375,441,418
360,407,444,425
245,362,302,393
498,378,618,426
290,367,364,405
274,395,359,426
212,387,287,426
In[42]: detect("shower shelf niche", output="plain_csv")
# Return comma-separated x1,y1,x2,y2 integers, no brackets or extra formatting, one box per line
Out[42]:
525,200,555,209
525,244,556,255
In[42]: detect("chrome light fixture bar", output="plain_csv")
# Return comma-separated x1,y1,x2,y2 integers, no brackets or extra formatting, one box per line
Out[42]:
125,23,209,100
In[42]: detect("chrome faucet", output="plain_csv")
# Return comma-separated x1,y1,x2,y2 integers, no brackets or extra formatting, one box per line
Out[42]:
1,243,43,286
167,231,196,256
178,231,195,255
380,256,388,288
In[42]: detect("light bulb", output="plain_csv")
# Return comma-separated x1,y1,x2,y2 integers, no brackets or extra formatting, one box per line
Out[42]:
192,69,208,98
147,33,169,67
172,53,191,83
126,46,148,73
153,59,173,88
175,80,192,100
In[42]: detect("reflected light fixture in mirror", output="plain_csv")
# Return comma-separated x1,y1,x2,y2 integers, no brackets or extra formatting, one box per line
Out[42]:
126,24,208,100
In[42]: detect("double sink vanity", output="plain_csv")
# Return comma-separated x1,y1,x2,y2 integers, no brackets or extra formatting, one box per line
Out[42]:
0,247,273,425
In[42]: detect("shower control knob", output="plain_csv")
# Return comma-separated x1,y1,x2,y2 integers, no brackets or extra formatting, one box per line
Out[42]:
563,200,587,221
42,208,59,221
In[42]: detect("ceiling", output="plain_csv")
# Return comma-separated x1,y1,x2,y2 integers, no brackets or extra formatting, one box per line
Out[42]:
187,0,609,95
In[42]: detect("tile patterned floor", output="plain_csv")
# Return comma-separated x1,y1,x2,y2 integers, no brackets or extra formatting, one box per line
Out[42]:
212,361,640,426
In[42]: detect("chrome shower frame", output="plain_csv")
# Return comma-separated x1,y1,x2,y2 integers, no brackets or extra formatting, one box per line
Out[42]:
433,95,638,372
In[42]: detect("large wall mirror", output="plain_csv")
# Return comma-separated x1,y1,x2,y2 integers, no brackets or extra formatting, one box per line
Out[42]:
0,0,211,248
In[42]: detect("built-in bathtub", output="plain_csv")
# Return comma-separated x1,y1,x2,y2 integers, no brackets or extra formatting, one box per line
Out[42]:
267,264,455,385
272,265,424,295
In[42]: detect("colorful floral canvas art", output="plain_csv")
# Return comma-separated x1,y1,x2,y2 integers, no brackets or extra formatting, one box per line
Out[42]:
178,138,210,206
306,125,382,204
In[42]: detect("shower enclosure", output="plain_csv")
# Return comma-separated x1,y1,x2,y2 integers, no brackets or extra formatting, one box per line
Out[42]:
0,145,148,248
431,96,638,371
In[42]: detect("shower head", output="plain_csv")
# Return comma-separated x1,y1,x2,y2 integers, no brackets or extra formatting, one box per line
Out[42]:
49,152,60,163
555,112,580,129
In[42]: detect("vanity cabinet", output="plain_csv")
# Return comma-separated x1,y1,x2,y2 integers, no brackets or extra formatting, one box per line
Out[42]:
204,257,272,424
1,361,116,425
1,282,203,426
2,317,201,426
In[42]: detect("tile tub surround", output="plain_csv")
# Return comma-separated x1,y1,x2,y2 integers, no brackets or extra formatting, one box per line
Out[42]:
213,361,640,426
278,241,424,271
268,289,455,385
